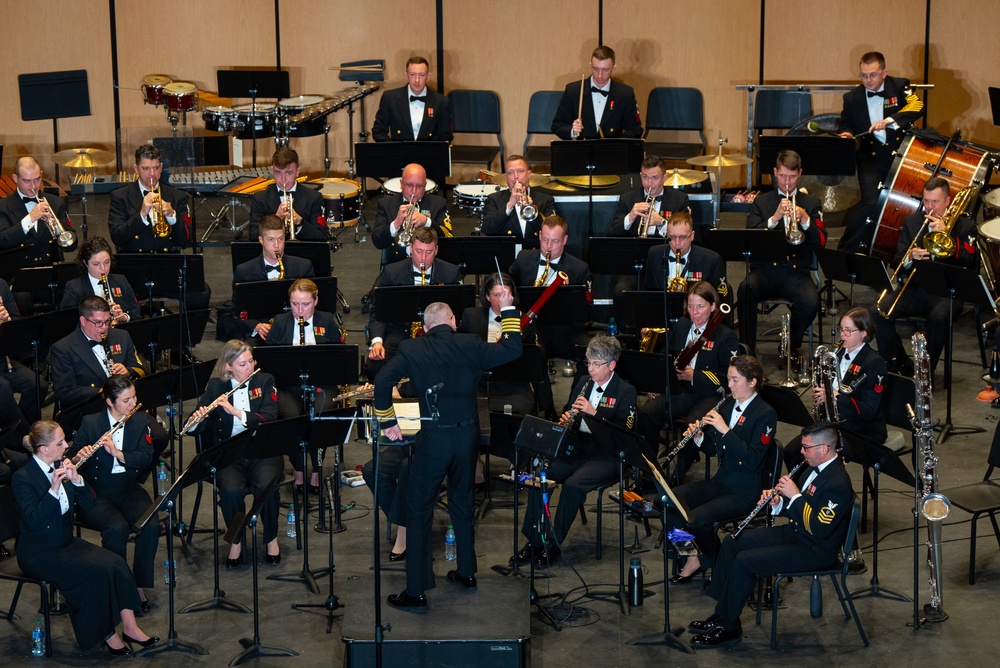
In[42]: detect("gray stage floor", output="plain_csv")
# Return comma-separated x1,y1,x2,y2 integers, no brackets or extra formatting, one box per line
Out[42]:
2,185,1000,666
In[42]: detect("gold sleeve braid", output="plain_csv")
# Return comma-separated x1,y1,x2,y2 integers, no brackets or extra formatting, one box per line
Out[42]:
500,316,521,334
374,406,397,421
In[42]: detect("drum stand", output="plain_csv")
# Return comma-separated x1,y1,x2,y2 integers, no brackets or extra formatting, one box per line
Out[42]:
200,195,250,242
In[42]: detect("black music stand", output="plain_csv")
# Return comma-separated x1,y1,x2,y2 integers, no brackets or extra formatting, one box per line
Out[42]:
0,308,78,416
18,69,91,183
217,70,290,167
354,140,452,185
624,452,693,654
436,237,517,277
550,139,643,237
587,237,664,286
372,285,477,324
758,136,855,179
913,261,994,442
113,253,206,316
230,241,333,277
615,290,687,341
815,247,892,337
118,310,210,373
487,411,529,573
758,385,814,428
11,262,77,307
233,276,339,322
0,247,25,284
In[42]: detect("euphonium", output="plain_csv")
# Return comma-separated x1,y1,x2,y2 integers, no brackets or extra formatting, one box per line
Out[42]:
667,250,687,293
784,189,804,246
636,191,656,237
922,185,978,258
35,192,77,248
811,345,841,423
535,251,552,287
397,199,416,246
283,190,297,241
149,182,169,238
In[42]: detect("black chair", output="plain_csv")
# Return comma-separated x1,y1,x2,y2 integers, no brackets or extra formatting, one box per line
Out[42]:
0,485,53,657
753,90,812,185
643,87,706,162
756,496,868,649
938,421,1000,584
522,91,562,165
448,90,503,171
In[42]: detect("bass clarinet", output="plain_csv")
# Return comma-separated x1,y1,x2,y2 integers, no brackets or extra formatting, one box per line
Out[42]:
732,461,806,539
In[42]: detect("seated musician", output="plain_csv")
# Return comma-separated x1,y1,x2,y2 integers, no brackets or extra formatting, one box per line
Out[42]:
1,277,43,422
511,335,637,568
639,281,738,483
551,45,643,140
265,278,341,495
610,155,691,239
737,150,824,366
13,420,158,655
372,163,450,265
366,227,461,381
372,55,453,143
666,355,777,584
873,176,977,378
480,155,556,253
247,147,326,241
643,211,729,303
688,421,853,648
61,236,141,323
187,340,280,568
49,296,148,416
69,376,158,614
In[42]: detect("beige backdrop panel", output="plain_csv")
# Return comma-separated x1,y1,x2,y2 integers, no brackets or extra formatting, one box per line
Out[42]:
1,2,115,178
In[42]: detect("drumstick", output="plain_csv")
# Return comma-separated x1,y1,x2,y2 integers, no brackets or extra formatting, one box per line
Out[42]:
495,258,504,287
577,75,585,125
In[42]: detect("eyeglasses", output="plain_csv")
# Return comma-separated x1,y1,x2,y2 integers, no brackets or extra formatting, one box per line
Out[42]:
859,71,884,81
586,360,609,368
668,235,692,242
801,443,830,450
86,317,113,328
838,327,859,334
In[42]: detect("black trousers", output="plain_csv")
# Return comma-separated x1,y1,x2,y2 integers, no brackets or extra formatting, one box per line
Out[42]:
666,477,757,568
873,286,958,374
78,484,158,589
1,360,41,422
217,455,283,545
738,267,819,354
363,445,410,526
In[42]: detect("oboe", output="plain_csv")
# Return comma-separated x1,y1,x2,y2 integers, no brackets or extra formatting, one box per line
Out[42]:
732,461,806,539
662,394,729,463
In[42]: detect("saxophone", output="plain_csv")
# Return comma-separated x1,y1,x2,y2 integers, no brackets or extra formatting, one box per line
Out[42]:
910,332,949,623
666,250,687,293
811,345,841,422
276,252,285,280
535,251,551,287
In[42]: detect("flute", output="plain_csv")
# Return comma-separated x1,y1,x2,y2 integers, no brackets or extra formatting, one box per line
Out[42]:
71,403,143,466
732,461,806,540
181,368,260,434
662,394,729,463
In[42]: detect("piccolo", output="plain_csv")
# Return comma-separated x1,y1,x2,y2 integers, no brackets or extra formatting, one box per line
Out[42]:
662,394,729,464
71,403,143,466
182,368,260,434
732,461,806,539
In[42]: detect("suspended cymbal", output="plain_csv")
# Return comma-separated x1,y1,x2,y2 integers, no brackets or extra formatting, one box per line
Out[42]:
686,153,751,168
983,188,1000,209
555,175,620,189
663,168,708,187
479,170,551,188
53,148,114,169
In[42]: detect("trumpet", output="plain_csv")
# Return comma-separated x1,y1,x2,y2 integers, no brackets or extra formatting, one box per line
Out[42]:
535,251,552,287
283,190,297,241
636,191,657,237
181,368,261,434
662,393,729,463
516,183,537,222
148,181,170,238
397,199,417,246
34,191,77,249
71,403,143,466
732,461,806,539
783,190,804,246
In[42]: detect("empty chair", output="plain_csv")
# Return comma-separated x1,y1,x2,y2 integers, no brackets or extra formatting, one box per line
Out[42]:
522,91,563,165
643,87,706,161
448,90,504,171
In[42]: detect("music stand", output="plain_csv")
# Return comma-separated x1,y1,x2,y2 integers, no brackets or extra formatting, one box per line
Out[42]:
587,237,664,286
217,69,290,167
233,277,339,322
118,310,210,373
550,139,643,237
0,308,78,416
354,140,452,185
624,452,693,654
815,247,891,337
757,136,855,178
913,261,995,442
10,262,77,307
230,241,333,277
436,237,517,277
758,385,814,428
113,253,206,315
0,247,25,284
373,285,476,324
18,69,91,182
990,87,1000,126
615,290,687,342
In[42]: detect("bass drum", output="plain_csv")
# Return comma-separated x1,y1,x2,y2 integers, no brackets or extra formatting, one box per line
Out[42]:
979,217,1000,297
869,132,992,262
317,178,361,226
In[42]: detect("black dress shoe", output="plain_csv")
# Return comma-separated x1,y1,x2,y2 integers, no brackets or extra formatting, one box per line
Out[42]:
225,554,243,570
691,622,742,648
104,640,133,656
265,553,281,565
295,484,305,496
509,544,541,567
388,549,407,562
688,614,722,633
308,484,321,497
139,599,151,614
534,545,561,568
670,566,706,584
122,633,159,648
446,570,477,590
387,590,427,613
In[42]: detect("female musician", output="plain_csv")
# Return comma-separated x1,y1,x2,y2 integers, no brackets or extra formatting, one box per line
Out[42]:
265,278,340,495
639,281,739,483
69,375,158,612
669,355,777,583
188,340,280,568
60,236,141,323
12,421,158,655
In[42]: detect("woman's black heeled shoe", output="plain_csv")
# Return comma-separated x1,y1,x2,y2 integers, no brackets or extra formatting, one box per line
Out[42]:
104,639,133,656
122,632,159,648
388,549,407,562
225,554,243,569
265,553,281,565
669,566,707,584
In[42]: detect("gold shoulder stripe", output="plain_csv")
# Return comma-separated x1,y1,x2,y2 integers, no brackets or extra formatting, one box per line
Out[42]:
802,503,814,534
704,370,720,385
900,93,923,114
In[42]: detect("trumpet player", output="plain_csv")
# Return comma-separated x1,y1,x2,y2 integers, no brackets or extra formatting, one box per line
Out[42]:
0,157,76,271
373,163,449,264
481,155,556,252
248,147,325,240
737,150,824,365
61,237,140,323
874,177,977,378
109,145,190,253
611,156,691,238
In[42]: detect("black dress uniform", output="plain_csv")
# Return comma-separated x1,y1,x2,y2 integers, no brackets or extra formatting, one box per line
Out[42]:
229,253,315,340
372,193,450,265
480,189,557,251
609,188,692,237
0,278,42,422
372,86,453,142
552,79,643,140
49,327,148,410
61,272,142,322
108,181,191,253
247,184,326,240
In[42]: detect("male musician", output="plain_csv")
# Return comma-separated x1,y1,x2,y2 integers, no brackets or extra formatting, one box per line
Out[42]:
247,147,326,240
610,156,691,238
373,163,450,265
480,155,556,252
552,45,643,140
366,227,462,381
643,212,729,304
49,296,148,414
512,335,637,568
372,56,453,143
0,156,75,268
837,51,924,253
232,214,315,341
689,421,853,648
0,277,43,423
376,299,522,611
874,177,976,377
738,150,824,364
108,144,191,254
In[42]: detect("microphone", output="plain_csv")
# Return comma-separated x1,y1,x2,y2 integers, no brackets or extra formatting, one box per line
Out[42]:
426,382,444,395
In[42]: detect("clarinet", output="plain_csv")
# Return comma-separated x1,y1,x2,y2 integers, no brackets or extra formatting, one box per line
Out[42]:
298,317,306,345
100,333,115,376
732,461,806,539
558,379,592,428
662,394,729,463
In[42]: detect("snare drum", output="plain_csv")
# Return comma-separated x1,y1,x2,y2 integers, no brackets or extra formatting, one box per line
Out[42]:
202,106,235,132
278,95,326,114
233,103,276,139
381,176,439,198
163,82,199,113
317,178,361,226
141,74,172,106
454,180,505,215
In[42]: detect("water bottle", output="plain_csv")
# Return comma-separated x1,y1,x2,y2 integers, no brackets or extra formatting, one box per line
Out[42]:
286,504,297,538
607,317,618,337
809,574,823,618
31,619,44,656
628,557,644,607
156,462,169,497
444,525,456,561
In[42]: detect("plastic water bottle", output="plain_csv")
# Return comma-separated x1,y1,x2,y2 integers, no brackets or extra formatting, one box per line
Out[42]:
444,526,456,561
628,557,644,607
156,462,169,497
607,317,619,336
31,619,44,656
286,504,297,539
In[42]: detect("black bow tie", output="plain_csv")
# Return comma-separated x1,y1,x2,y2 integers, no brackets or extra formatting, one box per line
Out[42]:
646,194,663,202
89,339,102,348
595,386,604,393
668,255,686,265
867,90,885,98
734,405,742,413
21,195,35,204
493,316,502,323
410,95,426,103
591,87,609,97
539,259,558,267
265,264,280,274
412,270,430,278
843,352,851,363
48,466,54,474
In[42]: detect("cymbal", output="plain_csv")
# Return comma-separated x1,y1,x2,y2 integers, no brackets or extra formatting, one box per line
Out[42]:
479,170,551,188
686,153,751,168
983,188,1000,209
555,175,621,189
53,148,114,169
663,168,708,187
